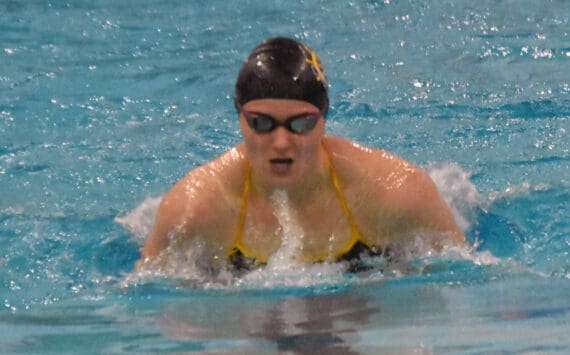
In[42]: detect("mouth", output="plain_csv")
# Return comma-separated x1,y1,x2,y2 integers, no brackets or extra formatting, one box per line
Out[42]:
270,158,294,165
269,158,294,175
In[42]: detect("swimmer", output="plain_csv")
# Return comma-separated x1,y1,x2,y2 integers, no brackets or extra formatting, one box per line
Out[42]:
138,37,464,270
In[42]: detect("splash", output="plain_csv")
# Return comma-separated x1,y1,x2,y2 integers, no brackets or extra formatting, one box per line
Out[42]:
115,196,161,245
427,162,481,232
484,181,552,211
232,190,346,289
124,236,226,288
265,190,304,268
121,190,347,289
119,163,506,290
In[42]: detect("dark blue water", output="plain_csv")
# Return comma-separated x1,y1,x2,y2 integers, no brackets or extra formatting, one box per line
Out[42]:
1,0,569,353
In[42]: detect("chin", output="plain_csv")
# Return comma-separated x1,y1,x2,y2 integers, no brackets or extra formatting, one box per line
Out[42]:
268,175,297,188
264,171,302,189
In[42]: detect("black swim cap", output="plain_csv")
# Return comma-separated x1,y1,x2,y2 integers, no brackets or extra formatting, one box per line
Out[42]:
235,37,329,115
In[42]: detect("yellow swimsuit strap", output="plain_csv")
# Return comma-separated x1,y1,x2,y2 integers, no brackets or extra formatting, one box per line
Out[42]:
323,143,371,259
229,143,369,263
228,162,253,258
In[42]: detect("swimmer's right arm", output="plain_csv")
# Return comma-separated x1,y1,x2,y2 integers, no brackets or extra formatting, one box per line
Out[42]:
139,180,191,261
136,164,230,266
137,167,217,263
137,147,246,266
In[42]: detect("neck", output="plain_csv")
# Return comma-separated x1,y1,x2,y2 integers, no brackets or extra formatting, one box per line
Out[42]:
250,143,331,205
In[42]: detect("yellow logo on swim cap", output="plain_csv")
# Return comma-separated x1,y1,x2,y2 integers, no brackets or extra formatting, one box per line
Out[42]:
303,45,328,85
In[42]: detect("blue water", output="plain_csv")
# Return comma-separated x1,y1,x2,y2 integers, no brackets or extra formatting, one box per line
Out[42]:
1,0,569,353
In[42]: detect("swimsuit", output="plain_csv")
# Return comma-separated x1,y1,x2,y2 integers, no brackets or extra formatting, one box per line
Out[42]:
227,143,382,270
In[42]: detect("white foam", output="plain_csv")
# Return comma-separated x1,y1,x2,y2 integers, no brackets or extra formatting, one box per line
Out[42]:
439,240,501,266
120,163,501,289
115,196,161,245
484,181,552,211
427,162,481,232
122,190,348,289
392,162,500,267
229,190,347,289
266,190,304,267
124,236,227,287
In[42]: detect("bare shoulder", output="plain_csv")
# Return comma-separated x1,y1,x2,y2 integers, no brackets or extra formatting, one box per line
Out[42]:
323,135,423,192
140,145,248,258
323,136,464,243
168,144,248,227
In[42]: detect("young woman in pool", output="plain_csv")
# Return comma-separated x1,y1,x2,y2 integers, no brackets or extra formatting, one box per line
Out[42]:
138,37,464,270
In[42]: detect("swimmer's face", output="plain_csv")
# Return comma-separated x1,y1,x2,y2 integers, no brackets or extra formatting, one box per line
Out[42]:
239,99,325,187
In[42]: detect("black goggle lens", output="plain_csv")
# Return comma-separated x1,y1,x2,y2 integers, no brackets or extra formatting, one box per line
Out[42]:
244,113,320,134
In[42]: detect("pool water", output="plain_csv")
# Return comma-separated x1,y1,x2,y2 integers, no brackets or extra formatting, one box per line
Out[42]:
1,0,569,353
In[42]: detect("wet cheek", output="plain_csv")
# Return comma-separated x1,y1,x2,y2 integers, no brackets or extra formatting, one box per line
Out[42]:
299,140,321,157
243,138,267,165
243,135,261,154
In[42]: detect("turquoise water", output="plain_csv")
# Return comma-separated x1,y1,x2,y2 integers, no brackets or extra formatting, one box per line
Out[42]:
1,0,569,353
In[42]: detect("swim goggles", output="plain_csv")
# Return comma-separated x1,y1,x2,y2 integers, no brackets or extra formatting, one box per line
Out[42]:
242,111,321,134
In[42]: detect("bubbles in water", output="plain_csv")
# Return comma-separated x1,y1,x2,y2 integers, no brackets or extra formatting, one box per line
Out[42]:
119,163,509,290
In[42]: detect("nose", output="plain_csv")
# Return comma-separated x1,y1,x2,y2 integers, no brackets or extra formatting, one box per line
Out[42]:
271,126,293,152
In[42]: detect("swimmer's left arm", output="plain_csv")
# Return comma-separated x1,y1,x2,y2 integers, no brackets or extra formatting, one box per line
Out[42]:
396,168,466,245
328,137,465,246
